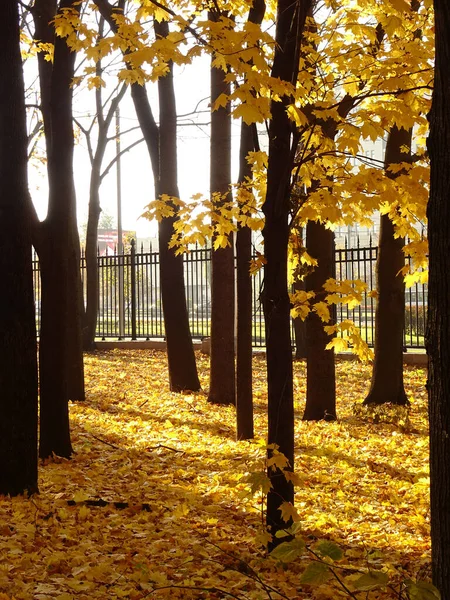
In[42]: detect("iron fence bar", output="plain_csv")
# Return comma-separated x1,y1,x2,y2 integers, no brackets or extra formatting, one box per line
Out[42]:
130,239,137,340
31,240,427,350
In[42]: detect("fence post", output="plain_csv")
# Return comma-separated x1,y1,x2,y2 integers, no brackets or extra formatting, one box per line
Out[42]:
131,239,137,340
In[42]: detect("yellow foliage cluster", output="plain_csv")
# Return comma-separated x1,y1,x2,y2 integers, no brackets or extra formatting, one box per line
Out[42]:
27,0,433,276
0,351,431,599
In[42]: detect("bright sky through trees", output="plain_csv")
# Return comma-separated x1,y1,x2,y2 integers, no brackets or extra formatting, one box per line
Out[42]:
26,52,249,239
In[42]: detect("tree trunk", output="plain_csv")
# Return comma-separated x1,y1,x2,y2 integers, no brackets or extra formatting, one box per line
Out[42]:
208,19,236,406
39,0,86,457
364,127,411,406
0,0,39,496
95,0,200,391
32,1,85,401
236,122,254,439
82,80,127,351
235,0,265,440
31,0,56,155
303,221,336,420
155,20,200,392
426,1,450,595
83,163,102,350
263,0,312,539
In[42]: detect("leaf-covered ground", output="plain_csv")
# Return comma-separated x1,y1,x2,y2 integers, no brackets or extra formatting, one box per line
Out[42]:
0,351,430,599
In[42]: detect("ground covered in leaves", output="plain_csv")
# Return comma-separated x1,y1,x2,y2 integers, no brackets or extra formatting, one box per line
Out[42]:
0,350,430,599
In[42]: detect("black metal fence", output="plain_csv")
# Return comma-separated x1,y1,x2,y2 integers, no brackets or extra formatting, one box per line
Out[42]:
32,240,428,350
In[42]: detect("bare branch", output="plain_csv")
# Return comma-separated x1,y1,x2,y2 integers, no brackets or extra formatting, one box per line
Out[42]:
100,137,146,182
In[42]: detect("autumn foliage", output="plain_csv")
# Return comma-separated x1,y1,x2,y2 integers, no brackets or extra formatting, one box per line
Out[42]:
0,351,431,599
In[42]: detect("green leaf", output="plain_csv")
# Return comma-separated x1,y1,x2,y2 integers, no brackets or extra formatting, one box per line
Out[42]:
315,540,343,561
300,562,331,585
270,539,305,563
275,522,302,538
406,581,441,600
353,571,389,591
245,471,272,496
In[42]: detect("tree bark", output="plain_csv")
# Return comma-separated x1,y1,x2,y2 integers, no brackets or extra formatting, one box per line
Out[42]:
208,15,236,406
155,19,200,392
32,0,85,407
0,0,39,496
83,160,102,350
364,127,411,406
303,221,336,420
236,0,265,439
83,73,127,350
38,0,86,458
95,0,200,391
426,1,450,595
236,120,254,438
262,0,312,539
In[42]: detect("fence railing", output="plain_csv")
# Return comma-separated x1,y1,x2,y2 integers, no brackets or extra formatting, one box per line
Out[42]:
32,240,428,350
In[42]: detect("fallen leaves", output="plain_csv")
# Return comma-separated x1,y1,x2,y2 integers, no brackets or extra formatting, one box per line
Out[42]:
0,350,431,599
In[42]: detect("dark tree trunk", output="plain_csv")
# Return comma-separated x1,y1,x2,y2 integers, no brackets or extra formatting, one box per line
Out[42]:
364,127,411,406
96,0,200,391
262,0,312,539
31,0,56,155
83,163,102,350
83,36,111,351
303,221,336,421
155,20,200,392
426,1,450,595
32,0,85,406
208,20,235,406
83,73,127,350
235,0,265,439
236,120,254,439
39,0,86,458
0,0,39,496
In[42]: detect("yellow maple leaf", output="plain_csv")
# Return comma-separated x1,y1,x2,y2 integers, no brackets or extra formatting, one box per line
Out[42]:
279,502,301,523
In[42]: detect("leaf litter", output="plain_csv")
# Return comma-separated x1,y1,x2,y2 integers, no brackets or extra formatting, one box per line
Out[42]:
0,350,430,599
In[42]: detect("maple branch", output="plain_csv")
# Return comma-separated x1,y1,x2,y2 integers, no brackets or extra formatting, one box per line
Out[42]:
105,124,142,141
99,137,145,182
74,117,95,165
351,85,433,107
202,538,289,600
146,444,184,453
94,0,208,47
90,434,121,449
144,585,244,599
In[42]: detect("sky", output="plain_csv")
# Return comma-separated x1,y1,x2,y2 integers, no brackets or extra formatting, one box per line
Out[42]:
25,42,385,247
27,53,246,243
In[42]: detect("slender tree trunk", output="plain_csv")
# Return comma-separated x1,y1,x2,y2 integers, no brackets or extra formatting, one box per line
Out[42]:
236,0,266,439
95,0,200,391
303,221,336,420
236,120,254,439
83,164,102,349
32,0,85,405
208,16,235,406
364,127,411,406
263,0,312,539
31,0,56,154
155,20,200,392
0,0,39,496
426,1,450,594
39,0,86,457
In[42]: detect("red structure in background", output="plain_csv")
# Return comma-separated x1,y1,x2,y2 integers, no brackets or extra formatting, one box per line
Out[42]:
97,229,135,255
